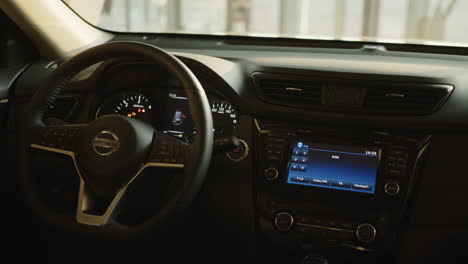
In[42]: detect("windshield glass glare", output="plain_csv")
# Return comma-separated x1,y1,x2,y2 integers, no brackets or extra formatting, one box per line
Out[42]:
64,0,468,46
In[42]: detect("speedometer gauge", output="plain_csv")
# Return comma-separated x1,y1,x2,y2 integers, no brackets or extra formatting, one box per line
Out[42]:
211,101,238,136
96,92,153,123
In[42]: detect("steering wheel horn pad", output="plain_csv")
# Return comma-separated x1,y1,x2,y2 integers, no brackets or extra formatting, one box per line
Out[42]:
75,115,154,198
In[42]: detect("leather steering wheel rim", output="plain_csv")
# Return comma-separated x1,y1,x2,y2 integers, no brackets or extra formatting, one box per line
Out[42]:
17,41,213,238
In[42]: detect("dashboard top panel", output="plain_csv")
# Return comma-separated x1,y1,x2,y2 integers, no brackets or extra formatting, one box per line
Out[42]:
10,36,468,132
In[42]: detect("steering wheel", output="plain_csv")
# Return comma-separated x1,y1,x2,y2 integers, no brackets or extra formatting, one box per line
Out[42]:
17,41,213,237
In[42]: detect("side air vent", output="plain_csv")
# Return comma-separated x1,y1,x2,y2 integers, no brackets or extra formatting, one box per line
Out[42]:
45,96,79,121
253,73,323,107
364,84,453,114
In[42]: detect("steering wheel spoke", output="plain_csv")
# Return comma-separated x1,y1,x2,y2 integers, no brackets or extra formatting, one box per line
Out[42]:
146,131,188,169
30,124,87,156
76,177,128,226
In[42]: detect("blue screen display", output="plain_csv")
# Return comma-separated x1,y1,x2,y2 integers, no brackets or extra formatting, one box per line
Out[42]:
287,142,379,194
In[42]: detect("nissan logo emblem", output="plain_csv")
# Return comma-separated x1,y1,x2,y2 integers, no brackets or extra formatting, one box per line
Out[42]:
91,130,120,157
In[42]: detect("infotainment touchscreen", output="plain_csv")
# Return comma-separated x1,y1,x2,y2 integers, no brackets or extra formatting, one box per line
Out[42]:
286,142,379,194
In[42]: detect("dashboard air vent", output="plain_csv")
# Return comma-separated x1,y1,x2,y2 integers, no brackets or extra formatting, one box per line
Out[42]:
364,84,453,114
45,96,79,121
253,74,323,107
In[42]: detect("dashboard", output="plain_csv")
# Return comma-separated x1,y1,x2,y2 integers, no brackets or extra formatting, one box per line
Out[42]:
7,34,468,263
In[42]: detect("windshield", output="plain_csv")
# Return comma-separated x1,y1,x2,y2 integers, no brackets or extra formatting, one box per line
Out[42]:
64,0,468,47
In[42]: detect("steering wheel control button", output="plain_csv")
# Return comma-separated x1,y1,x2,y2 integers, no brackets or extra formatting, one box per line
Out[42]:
384,181,400,196
39,125,81,150
149,133,186,164
227,139,249,162
356,223,377,243
265,167,279,181
275,212,294,232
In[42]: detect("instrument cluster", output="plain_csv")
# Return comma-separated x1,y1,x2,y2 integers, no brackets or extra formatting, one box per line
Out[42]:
95,89,238,142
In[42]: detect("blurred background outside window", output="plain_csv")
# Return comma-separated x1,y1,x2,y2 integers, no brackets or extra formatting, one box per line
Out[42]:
64,0,468,45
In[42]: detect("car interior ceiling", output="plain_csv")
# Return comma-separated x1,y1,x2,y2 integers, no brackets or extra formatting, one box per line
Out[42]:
2,4,468,264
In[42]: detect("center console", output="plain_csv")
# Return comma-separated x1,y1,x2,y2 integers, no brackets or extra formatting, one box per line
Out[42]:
254,119,430,260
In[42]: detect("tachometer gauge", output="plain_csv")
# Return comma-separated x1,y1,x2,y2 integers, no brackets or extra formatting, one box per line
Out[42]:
96,92,153,123
210,101,238,136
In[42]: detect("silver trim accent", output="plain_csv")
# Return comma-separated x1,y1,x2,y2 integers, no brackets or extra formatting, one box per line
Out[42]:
91,130,120,157
264,167,279,181
385,93,406,98
340,243,376,252
274,212,294,232
296,223,354,233
384,181,400,196
76,162,183,226
285,87,302,92
0,99,8,104
30,143,183,226
145,162,184,168
355,223,377,243
94,105,102,120
30,144,74,156
254,118,269,134
227,139,249,162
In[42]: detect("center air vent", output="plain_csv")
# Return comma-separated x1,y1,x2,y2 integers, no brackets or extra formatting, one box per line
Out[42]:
253,73,323,107
364,84,453,114
253,72,453,115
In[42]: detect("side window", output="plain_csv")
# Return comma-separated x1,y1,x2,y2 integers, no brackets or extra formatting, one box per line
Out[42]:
0,10,37,67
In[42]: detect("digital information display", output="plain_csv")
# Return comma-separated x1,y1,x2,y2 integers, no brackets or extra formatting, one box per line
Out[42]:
286,142,379,194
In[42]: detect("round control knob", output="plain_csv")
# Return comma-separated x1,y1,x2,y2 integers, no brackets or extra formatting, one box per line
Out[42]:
227,139,249,162
274,212,294,232
356,223,377,243
384,181,400,196
265,167,279,181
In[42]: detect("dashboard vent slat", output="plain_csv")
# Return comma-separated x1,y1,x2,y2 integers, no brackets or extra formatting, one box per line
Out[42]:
364,85,453,114
254,76,323,107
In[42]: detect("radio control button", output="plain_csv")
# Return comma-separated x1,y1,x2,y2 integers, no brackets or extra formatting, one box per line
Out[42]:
273,144,283,150
351,183,373,191
264,167,279,181
273,138,285,143
266,155,280,161
299,164,307,172
290,163,300,171
330,181,351,189
388,169,402,177
356,223,376,243
290,176,310,184
385,181,400,196
275,212,294,232
293,148,301,155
